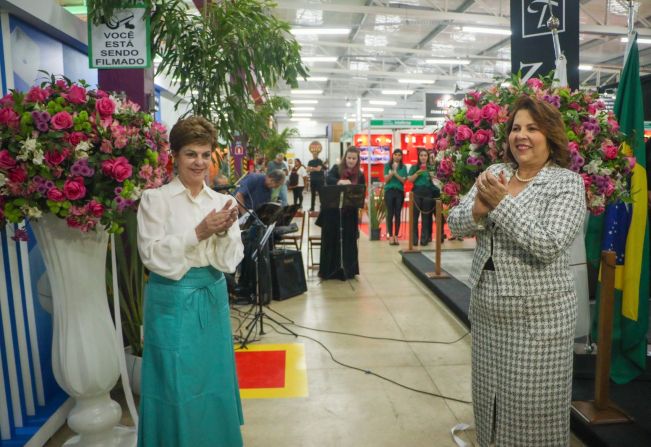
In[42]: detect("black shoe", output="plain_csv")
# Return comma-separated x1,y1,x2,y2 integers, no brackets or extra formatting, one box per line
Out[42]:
412,240,418,246
420,240,429,247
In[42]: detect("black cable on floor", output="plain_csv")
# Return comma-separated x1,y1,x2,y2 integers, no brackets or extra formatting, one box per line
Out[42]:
265,321,473,405
266,305,470,344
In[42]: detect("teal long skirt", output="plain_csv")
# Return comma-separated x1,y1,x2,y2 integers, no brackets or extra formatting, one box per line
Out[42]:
138,267,243,447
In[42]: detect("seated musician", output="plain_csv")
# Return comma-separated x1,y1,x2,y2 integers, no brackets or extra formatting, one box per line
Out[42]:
234,170,285,215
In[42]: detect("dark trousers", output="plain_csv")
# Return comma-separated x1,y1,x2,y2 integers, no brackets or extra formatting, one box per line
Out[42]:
412,188,435,244
384,188,404,237
292,187,304,207
310,181,323,211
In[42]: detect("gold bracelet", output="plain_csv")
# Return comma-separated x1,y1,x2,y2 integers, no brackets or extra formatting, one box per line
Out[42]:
216,230,227,237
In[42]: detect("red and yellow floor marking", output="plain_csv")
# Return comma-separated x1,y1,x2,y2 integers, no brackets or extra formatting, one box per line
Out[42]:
235,343,308,399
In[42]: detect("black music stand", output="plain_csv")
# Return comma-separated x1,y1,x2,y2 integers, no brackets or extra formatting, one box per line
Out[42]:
239,222,298,348
319,184,366,280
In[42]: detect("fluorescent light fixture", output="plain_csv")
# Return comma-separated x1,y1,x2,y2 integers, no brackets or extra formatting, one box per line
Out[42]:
362,113,375,118
291,28,350,35
290,118,317,123
578,64,593,71
293,113,313,117
425,58,471,65
303,76,328,82
398,79,435,84
291,99,318,104
381,89,414,95
292,107,315,111
362,107,384,112
462,26,511,36
412,115,424,119
620,37,651,44
369,100,397,106
302,56,338,62
291,89,323,95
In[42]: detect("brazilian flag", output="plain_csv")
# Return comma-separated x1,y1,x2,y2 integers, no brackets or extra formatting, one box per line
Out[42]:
587,32,649,384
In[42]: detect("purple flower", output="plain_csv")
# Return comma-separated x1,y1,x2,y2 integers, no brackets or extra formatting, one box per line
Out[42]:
543,94,561,108
467,155,485,166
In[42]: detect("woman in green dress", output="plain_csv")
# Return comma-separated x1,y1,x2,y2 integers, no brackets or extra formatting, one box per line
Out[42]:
384,149,408,245
407,148,440,246
137,116,244,446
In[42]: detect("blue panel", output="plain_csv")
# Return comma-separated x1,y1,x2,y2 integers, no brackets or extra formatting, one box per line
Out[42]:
8,17,64,91
63,45,97,88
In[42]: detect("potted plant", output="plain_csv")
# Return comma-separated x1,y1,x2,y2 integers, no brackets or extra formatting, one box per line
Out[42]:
368,184,386,241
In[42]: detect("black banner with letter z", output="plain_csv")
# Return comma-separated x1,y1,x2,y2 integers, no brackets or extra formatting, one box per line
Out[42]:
510,0,579,89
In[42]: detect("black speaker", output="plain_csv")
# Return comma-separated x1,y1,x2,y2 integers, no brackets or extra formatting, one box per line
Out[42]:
270,249,307,301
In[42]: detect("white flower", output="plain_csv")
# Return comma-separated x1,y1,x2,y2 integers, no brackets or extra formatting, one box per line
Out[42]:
588,194,605,208
0,173,6,187
25,207,42,218
584,159,603,175
32,150,44,165
129,186,143,200
74,140,91,159
22,138,38,152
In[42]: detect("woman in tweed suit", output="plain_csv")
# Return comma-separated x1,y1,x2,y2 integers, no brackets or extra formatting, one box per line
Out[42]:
448,95,586,446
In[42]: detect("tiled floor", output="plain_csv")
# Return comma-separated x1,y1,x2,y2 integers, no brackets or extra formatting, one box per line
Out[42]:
45,224,586,446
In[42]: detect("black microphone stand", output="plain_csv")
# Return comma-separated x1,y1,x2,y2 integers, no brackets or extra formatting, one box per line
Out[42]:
230,193,298,348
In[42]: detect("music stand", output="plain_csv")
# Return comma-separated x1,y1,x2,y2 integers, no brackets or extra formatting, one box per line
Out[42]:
319,184,366,280
239,222,298,348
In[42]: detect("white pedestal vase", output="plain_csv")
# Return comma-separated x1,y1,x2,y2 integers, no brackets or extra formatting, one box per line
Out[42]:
31,214,136,446
569,211,592,339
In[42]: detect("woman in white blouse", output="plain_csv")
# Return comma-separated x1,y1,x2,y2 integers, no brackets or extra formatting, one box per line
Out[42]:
136,116,244,446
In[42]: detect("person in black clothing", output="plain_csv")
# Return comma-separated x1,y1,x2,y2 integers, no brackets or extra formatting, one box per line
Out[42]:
307,151,325,211
317,147,365,280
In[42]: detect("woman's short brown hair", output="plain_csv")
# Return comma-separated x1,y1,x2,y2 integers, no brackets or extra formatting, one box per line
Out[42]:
169,116,217,155
504,95,570,168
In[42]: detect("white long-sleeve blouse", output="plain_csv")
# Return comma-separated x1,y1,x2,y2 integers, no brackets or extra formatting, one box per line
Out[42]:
137,177,244,280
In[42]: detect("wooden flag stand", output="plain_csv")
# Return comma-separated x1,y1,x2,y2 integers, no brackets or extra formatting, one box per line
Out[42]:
426,199,449,279
571,250,633,425
402,192,419,253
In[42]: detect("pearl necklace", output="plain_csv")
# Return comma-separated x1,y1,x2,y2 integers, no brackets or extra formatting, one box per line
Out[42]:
514,169,537,182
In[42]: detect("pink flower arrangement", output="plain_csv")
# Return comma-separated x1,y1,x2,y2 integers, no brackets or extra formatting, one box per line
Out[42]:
0,75,170,233
432,72,631,214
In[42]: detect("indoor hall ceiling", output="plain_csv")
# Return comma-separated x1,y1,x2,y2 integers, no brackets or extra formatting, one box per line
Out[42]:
271,0,651,127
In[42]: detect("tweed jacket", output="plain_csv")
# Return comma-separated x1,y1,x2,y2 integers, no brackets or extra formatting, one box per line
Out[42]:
448,163,586,296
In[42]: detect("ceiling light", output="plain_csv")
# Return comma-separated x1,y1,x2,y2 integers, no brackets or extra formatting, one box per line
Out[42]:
302,56,338,63
412,115,424,119
290,118,317,123
620,37,651,44
362,113,375,118
425,58,471,65
346,101,352,107
369,100,397,106
462,26,511,36
398,79,435,84
292,107,315,111
381,90,414,95
291,89,323,95
578,64,593,71
291,99,318,104
362,107,384,112
293,113,313,117
291,28,350,35
303,76,328,82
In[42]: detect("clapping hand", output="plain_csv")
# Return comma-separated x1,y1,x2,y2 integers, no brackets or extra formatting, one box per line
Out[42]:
476,171,508,209
195,200,239,241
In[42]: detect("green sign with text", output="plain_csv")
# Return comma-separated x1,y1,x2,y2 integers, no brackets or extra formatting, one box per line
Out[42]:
370,119,424,127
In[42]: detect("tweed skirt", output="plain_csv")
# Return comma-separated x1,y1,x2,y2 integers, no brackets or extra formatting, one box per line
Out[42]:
470,270,576,447
138,267,243,447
